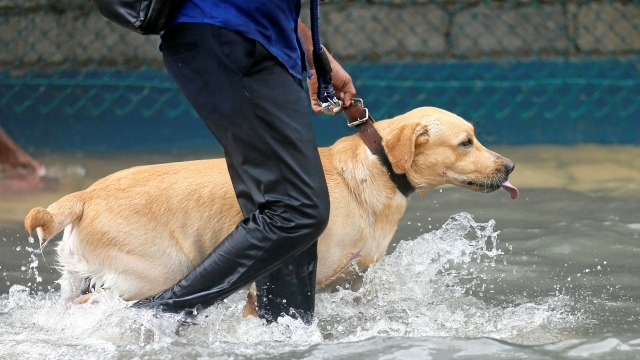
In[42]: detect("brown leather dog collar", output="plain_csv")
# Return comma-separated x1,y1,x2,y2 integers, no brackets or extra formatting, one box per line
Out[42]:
344,99,415,197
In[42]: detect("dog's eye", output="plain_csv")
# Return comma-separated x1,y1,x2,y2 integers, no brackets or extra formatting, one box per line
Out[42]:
459,138,473,148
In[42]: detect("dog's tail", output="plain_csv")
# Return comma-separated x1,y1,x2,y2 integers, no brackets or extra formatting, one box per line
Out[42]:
24,193,84,243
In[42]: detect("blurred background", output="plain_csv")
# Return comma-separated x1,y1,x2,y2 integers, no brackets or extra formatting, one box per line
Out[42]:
1,0,638,152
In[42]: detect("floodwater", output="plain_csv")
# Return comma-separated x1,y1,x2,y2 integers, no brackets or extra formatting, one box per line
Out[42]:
0,145,639,359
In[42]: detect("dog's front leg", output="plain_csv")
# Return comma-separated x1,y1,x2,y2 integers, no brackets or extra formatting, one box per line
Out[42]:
242,283,258,318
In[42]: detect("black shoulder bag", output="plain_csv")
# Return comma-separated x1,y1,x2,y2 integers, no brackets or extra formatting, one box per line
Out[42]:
91,0,186,35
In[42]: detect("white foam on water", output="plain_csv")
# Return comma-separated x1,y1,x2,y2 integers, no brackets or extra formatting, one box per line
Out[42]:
314,212,575,345
0,212,578,358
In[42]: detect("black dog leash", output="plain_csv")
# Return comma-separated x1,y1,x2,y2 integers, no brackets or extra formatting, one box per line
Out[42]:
310,0,342,115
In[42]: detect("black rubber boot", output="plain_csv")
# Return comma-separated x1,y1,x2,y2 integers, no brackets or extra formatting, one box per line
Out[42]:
256,242,318,324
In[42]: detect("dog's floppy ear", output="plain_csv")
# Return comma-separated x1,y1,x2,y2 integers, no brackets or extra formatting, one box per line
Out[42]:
383,122,428,174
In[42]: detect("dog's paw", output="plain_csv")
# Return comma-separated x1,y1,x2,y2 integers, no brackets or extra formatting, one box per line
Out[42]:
242,284,258,318
74,293,94,305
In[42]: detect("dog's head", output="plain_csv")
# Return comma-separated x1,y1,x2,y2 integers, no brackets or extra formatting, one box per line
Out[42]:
381,107,518,199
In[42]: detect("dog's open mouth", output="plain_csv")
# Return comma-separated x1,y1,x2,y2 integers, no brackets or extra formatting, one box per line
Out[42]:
501,181,519,200
462,178,519,200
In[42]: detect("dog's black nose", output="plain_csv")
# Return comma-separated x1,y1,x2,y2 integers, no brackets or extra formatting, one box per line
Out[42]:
503,160,515,175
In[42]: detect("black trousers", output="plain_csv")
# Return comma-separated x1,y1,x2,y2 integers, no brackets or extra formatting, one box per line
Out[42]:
136,23,329,323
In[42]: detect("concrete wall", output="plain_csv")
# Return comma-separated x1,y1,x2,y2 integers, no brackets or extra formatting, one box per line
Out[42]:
307,1,640,61
0,0,161,69
1,0,639,69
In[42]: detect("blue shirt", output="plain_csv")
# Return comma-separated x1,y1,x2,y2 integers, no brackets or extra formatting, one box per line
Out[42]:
172,0,307,79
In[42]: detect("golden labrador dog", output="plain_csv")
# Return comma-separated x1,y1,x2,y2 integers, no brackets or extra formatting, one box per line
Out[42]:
24,107,518,310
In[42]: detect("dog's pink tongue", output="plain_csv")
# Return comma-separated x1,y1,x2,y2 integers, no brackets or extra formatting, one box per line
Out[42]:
501,181,519,200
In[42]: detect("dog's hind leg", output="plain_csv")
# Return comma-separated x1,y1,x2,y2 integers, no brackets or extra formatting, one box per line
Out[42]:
75,293,93,304
74,277,95,304
58,272,89,303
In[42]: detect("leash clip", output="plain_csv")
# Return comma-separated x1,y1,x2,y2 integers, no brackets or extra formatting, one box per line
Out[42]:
347,98,369,127
321,96,343,115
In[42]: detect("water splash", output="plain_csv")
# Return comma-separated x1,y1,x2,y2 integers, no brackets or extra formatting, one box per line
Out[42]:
315,212,574,344
0,212,577,358
21,247,43,287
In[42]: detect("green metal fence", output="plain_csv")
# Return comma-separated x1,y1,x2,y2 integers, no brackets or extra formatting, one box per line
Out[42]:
1,0,639,151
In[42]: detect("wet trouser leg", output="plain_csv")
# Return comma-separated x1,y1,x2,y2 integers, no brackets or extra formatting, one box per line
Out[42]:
133,23,329,324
